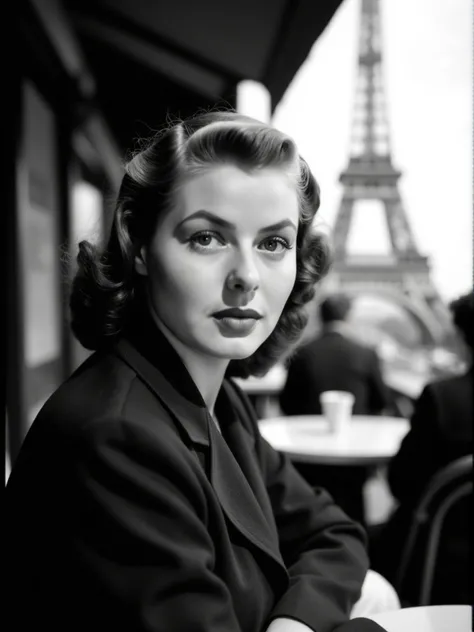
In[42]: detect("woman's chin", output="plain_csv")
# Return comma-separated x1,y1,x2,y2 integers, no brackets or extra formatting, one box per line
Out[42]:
217,340,263,360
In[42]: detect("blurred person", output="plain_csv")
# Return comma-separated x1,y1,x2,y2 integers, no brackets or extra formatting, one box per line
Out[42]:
278,293,392,525
369,290,473,604
280,293,390,417
5,111,396,632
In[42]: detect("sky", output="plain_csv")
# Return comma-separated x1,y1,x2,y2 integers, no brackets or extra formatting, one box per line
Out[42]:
273,0,472,303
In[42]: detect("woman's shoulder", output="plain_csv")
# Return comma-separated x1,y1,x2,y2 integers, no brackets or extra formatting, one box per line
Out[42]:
31,349,179,445
422,368,472,403
37,350,135,424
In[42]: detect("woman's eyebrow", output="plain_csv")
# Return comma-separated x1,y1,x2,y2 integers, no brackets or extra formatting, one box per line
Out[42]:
260,219,297,234
177,210,234,229
177,210,297,233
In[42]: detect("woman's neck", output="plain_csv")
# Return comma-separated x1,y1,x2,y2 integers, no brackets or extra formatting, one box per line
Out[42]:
148,306,228,415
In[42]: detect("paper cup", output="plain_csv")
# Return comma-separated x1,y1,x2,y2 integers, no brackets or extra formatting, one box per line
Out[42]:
320,390,355,435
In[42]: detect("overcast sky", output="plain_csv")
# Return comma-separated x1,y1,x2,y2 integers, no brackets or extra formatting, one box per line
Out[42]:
273,0,472,303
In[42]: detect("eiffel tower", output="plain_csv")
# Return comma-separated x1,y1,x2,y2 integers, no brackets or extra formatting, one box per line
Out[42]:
327,0,451,345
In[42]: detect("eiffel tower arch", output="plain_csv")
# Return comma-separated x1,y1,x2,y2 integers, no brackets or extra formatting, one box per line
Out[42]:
327,0,452,346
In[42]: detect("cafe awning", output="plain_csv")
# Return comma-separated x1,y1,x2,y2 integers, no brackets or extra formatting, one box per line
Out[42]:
61,0,344,151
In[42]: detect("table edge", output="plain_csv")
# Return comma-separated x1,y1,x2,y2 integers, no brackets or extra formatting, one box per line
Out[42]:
281,450,391,466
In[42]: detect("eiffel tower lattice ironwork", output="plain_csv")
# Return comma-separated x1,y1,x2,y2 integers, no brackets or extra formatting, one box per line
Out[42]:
328,0,451,344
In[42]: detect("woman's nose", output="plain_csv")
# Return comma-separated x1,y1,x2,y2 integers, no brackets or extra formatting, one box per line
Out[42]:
225,253,260,293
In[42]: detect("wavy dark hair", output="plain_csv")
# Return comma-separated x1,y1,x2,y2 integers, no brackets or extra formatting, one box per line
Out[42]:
70,110,332,377
450,291,474,350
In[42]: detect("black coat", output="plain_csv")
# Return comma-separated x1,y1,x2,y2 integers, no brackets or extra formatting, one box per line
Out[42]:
280,331,390,416
371,369,473,604
388,369,473,502
5,318,386,632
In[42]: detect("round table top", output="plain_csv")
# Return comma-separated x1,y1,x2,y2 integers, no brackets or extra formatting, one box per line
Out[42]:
258,415,410,465
366,605,472,632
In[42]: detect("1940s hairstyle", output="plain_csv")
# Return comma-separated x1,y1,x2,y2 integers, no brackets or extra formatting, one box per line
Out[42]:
70,110,331,377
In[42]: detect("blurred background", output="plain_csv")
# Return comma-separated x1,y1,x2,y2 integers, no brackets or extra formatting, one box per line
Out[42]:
8,0,472,470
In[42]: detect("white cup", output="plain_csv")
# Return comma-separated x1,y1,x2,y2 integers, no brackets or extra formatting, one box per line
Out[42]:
320,390,355,435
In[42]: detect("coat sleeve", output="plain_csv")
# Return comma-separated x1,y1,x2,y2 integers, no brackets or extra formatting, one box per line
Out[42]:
72,417,243,632
232,385,382,632
259,435,373,631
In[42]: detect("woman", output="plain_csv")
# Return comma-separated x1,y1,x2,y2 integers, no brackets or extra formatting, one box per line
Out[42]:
6,112,390,631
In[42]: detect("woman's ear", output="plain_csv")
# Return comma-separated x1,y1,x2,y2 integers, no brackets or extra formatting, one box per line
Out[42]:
134,246,148,277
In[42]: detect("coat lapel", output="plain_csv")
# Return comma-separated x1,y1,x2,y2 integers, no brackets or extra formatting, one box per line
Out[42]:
219,381,281,539
208,414,284,570
113,337,286,575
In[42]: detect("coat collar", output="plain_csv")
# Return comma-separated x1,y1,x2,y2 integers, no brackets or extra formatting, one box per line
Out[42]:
114,336,210,445
114,303,210,445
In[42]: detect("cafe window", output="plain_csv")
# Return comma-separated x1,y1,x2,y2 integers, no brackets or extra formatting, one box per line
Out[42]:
18,80,64,429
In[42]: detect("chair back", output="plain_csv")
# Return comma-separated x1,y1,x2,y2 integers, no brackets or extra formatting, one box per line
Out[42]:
394,454,472,605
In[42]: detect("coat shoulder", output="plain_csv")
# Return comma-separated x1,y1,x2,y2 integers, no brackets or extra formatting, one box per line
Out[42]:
427,370,473,398
33,351,136,432
27,350,181,449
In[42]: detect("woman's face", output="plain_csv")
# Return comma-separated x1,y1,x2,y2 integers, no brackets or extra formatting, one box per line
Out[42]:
136,164,299,363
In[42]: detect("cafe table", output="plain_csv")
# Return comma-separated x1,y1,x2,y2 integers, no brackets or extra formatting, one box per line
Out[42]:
257,415,410,466
365,604,472,632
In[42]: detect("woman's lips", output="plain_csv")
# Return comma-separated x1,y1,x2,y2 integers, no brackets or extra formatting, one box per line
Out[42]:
212,311,261,337
212,308,262,320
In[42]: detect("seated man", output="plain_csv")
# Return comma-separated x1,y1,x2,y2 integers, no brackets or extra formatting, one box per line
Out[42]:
280,293,390,416
369,291,473,605
279,293,391,524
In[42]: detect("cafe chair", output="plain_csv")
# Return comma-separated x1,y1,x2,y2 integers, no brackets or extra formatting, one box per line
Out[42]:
394,454,472,606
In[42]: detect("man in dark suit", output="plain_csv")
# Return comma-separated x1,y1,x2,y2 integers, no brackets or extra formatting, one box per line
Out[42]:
280,293,390,416
370,291,473,604
279,293,391,524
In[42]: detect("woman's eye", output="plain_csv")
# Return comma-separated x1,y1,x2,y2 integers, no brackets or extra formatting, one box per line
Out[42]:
188,231,225,251
260,236,291,253
195,234,213,246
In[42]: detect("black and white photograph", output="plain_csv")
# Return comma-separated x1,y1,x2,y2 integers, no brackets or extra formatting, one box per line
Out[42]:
7,1,472,631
